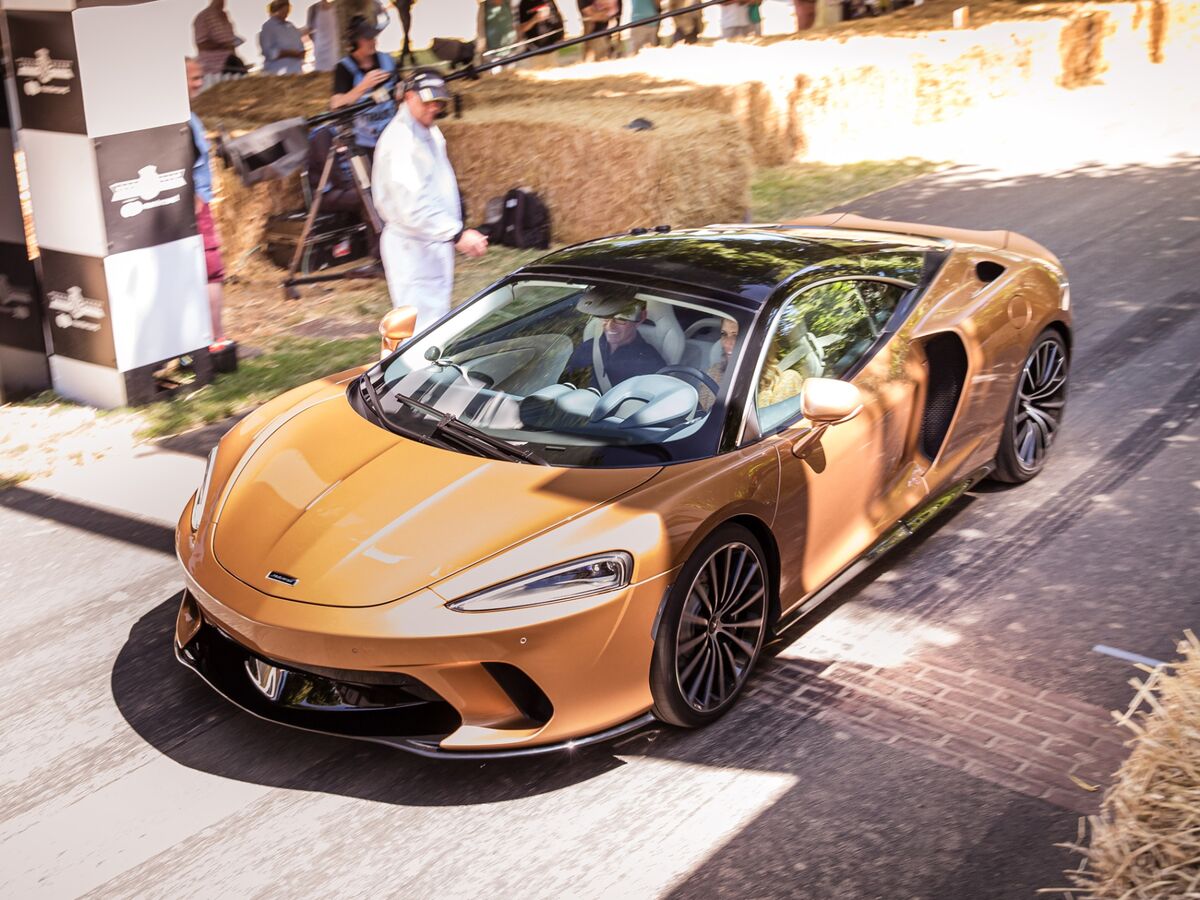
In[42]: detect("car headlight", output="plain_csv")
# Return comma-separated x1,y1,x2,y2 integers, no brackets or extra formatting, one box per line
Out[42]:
190,448,218,532
447,552,633,613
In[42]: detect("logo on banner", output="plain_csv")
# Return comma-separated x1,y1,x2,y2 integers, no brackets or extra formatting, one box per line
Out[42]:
109,166,187,219
48,286,104,332
16,49,76,96
0,275,34,321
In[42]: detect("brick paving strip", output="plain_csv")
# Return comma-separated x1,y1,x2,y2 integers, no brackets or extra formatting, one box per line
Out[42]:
747,653,1129,815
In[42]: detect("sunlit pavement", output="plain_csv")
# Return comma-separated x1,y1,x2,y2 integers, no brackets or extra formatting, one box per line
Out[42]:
2,156,1198,898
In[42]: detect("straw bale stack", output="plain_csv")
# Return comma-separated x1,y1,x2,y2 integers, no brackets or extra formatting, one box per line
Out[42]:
1061,632,1200,898
442,100,751,244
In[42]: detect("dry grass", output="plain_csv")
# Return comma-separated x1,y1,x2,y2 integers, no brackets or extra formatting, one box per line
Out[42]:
1053,632,1200,898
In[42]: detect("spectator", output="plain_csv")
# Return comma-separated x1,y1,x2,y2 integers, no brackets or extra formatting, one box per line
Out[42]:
373,70,489,324
748,0,763,36
517,0,565,50
579,0,621,61
259,0,305,76
793,0,816,30
666,0,703,44
330,16,398,155
306,0,338,71
629,0,661,54
185,58,232,359
477,0,517,61
720,0,754,38
193,0,243,80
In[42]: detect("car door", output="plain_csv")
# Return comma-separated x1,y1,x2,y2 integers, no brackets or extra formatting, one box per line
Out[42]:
747,277,929,610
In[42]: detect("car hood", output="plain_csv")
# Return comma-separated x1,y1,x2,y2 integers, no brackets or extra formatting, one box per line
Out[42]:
212,395,660,607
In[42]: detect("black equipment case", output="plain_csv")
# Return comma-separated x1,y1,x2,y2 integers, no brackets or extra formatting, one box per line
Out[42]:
265,211,370,274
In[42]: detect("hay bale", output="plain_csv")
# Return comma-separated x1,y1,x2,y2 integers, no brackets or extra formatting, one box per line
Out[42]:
1061,632,1200,898
210,154,304,267
443,101,751,243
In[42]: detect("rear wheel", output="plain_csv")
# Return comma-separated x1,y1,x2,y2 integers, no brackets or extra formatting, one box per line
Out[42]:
650,525,770,728
992,330,1069,484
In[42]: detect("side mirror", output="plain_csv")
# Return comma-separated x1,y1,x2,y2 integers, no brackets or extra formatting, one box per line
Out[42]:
790,378,863,459
801,377,863,425
379,306,417,358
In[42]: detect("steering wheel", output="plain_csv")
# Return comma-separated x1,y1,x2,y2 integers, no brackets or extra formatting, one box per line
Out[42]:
657,365,720,396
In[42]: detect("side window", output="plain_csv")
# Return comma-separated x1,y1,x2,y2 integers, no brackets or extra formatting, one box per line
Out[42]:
754,280,906,434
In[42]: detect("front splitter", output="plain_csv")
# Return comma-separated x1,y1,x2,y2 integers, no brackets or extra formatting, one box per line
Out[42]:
175,639,657,761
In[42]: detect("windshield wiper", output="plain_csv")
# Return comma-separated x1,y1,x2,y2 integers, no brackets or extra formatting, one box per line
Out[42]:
360,372,546,465
389,389,548,466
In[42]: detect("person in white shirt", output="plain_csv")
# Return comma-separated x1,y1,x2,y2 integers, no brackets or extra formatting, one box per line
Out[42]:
305,0,338,71
259,0,305,75
720,0,753,38
372,70,489,325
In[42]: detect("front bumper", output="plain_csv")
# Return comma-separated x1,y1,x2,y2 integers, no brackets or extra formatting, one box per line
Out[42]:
175,534,674,754
175,609,654,758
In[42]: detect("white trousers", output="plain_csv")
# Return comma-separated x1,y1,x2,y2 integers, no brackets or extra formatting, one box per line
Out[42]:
380,227,455,328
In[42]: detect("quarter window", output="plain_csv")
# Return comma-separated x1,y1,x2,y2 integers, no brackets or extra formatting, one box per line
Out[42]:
753,279,907,434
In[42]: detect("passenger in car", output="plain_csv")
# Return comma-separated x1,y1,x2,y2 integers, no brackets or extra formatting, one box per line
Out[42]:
698,318,739,410
757,345,805,408
566,292,666,391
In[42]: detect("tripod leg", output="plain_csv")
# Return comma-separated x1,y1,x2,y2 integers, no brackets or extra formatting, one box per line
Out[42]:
349,153,383,257
284,148,336,299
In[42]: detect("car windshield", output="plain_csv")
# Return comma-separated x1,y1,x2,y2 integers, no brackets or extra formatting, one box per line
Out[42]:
368,276,754,467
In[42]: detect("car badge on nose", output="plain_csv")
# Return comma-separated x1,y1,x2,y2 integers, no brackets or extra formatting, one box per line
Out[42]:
245,658,288,701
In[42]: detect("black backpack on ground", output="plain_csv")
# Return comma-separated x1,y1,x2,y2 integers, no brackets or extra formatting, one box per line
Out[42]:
496,188,551,249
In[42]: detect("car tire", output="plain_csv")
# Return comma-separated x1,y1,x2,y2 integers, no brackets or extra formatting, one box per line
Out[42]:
991,329,1070,484
650,524,770,728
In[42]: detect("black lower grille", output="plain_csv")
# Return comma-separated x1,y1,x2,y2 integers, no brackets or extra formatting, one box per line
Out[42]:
179,622,461,740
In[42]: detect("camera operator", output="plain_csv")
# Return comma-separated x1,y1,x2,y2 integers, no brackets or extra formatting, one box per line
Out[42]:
329,15,398,156
373,69,488,326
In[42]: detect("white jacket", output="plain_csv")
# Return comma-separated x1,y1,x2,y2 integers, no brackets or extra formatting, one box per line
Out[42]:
374,105,462,323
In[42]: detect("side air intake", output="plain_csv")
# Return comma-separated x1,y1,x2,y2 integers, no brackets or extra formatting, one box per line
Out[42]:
920,332,969,460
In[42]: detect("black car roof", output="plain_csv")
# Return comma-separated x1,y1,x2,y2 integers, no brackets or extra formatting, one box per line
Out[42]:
525,226,950,306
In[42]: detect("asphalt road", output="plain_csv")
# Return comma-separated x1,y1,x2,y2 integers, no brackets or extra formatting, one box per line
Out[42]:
2,155,1197,899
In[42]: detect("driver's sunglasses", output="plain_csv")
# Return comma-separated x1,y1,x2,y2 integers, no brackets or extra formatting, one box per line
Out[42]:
601,313,639,324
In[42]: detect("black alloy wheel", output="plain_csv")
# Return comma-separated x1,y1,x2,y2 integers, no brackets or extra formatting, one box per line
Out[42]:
992,330,1070,483
650,524,770,727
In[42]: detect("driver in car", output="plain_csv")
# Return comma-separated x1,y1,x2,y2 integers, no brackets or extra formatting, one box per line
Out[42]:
566,291,667,391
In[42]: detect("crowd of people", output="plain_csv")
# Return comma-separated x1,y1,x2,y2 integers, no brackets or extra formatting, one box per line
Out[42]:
184,0,846,355
191,0,833,85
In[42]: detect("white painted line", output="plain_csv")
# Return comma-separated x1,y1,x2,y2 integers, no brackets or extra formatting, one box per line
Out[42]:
1092,644,1165,668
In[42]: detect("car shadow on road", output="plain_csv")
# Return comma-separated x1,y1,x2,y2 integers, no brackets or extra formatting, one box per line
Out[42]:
111,592,635,806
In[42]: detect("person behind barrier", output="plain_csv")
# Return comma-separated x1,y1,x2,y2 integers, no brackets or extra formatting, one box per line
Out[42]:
186,58,234,362
373,69,489,325
565,293,666,391
193,0,244,79
330,15,397,153
259,0,305,75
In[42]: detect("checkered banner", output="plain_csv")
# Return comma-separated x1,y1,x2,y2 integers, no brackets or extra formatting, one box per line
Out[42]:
0,17,51,401
0,0,211,408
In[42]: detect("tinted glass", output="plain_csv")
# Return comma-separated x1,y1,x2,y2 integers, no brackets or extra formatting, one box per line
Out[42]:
754,279,907,433
370,276,753,467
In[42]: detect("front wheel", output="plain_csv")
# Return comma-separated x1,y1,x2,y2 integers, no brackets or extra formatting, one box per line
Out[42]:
991,329,1069,484
650,525,770,728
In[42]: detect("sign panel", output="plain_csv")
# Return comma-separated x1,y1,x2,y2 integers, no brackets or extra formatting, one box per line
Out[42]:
94,122,197,255
0,242,45,354
39,248,115,367
6,10,86,135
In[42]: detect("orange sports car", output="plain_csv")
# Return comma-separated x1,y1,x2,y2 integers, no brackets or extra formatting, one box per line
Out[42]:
175,215,1071,758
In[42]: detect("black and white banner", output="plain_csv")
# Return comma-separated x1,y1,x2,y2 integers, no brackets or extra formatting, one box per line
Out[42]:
95,122,197,255
39,248,115,368
6,11,86,135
